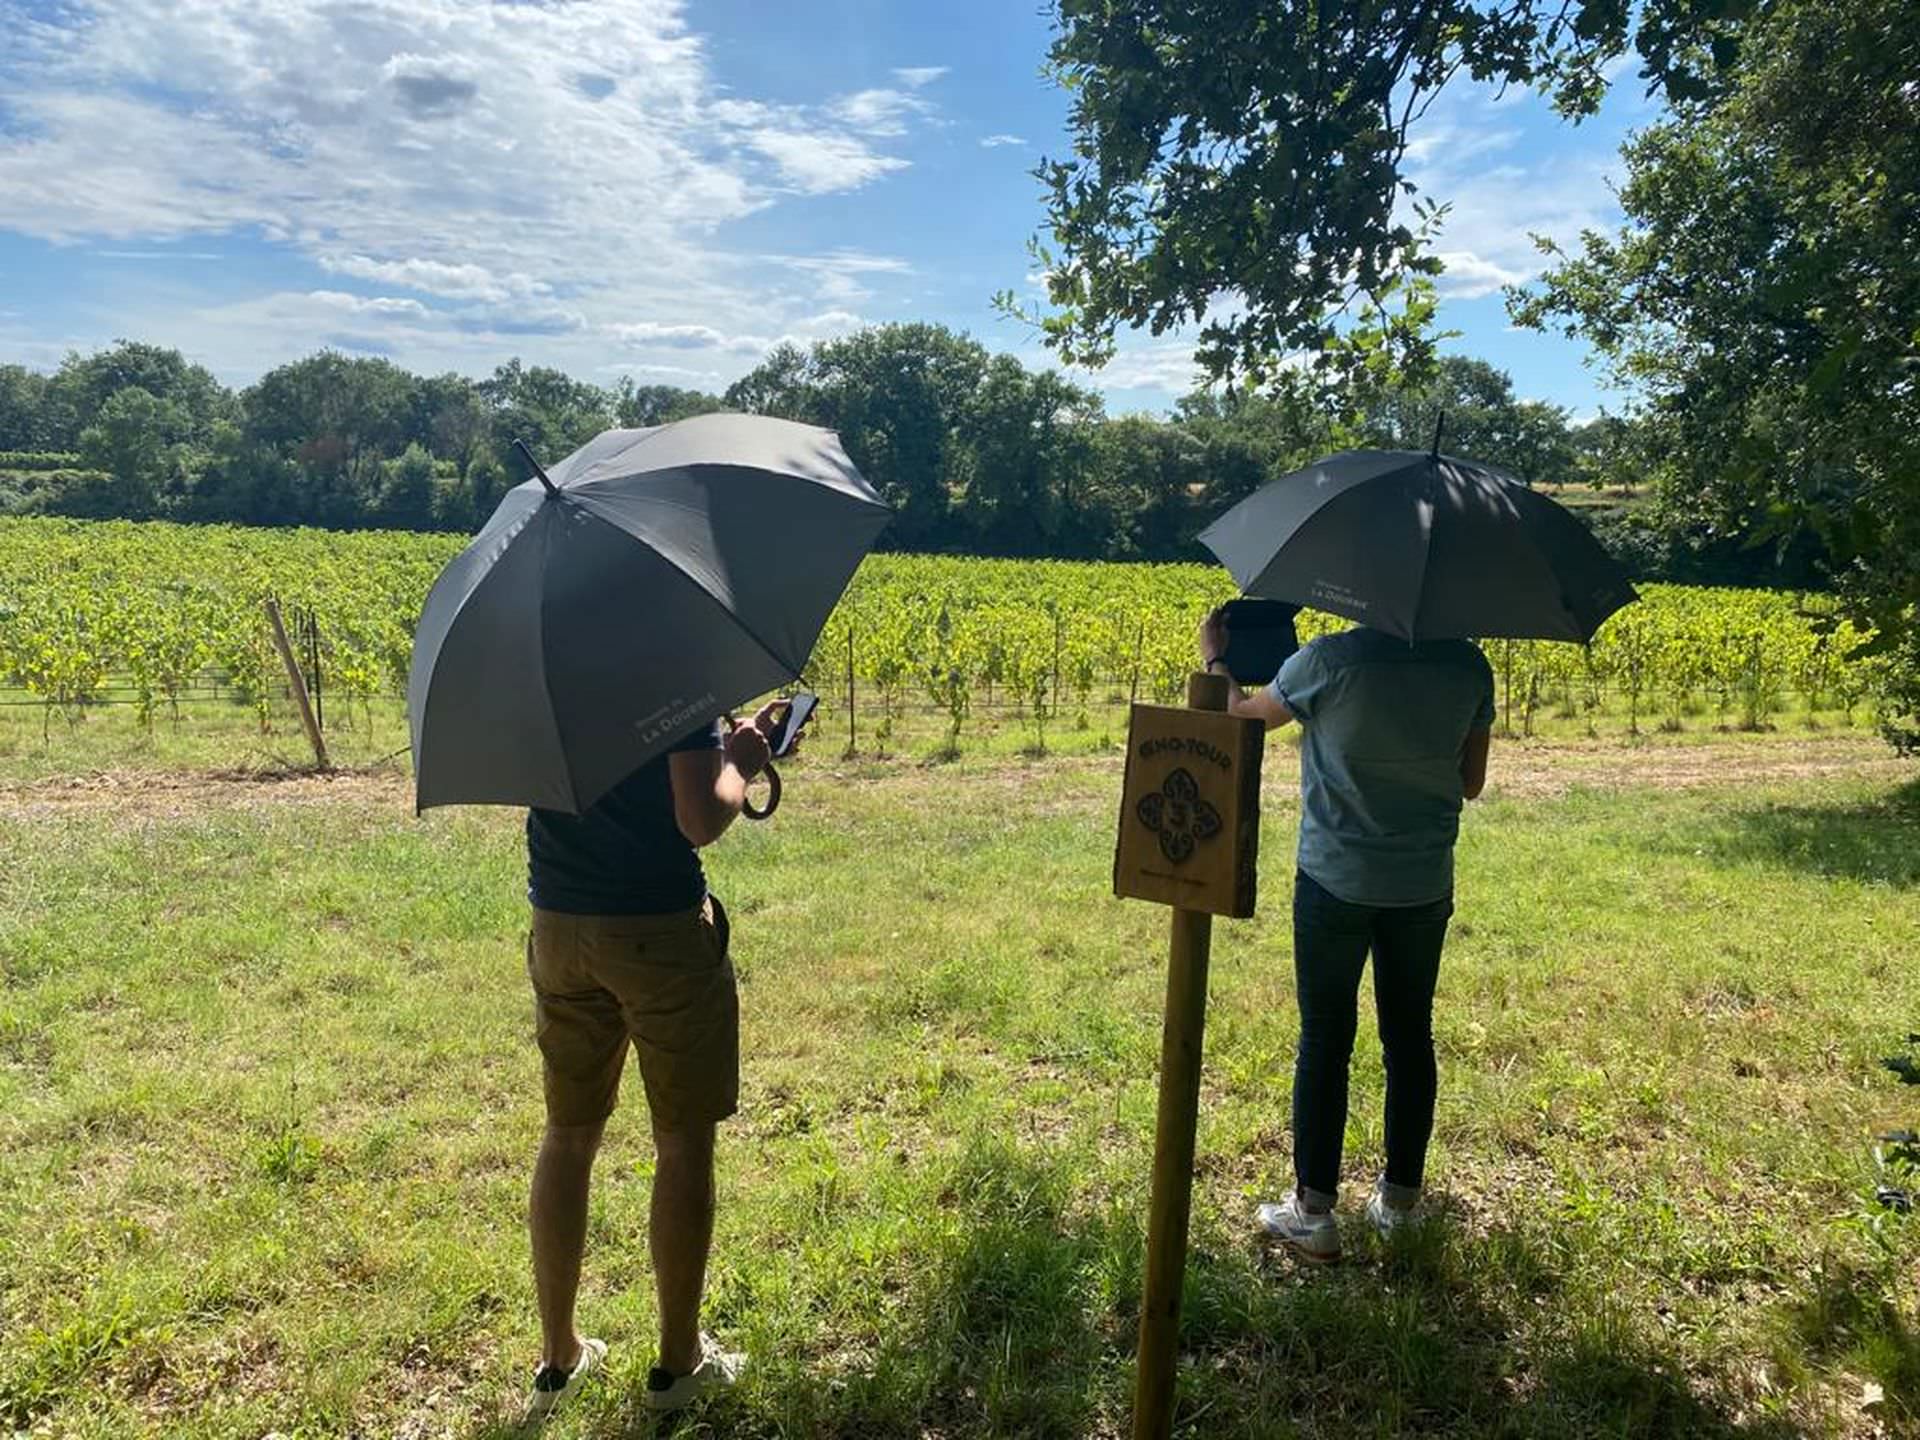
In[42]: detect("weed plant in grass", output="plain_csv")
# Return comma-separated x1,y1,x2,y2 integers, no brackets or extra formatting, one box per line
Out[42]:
1,749,1916,1436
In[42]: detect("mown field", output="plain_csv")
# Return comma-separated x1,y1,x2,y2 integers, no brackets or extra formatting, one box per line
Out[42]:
2,725,1917,1437
2,517,1916,1436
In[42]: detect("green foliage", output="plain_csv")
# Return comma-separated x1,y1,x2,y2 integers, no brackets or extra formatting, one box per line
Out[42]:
375,442,437,531
37,339,236,453
0,517,1896,759
0,450,82,471
1017,0,1747,394
1360,357,1578,483
76,386,188,516
614,376,727,428
477,357,616,470
0,365,57,451
1513,0,1920,744
242,352,419,526
0,329,1847,589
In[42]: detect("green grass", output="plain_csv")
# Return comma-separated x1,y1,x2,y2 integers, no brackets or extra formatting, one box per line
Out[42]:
1,745,1917,1437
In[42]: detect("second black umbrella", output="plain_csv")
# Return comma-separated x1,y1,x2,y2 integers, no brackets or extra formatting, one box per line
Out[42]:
1198,448,1637,643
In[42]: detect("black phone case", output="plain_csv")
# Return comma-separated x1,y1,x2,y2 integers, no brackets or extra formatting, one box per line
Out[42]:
773,696,817,756
1219,598,1301,687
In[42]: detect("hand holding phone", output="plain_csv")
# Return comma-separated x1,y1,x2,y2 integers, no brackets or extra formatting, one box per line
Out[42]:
1215,598,1302,686
769,691,818,758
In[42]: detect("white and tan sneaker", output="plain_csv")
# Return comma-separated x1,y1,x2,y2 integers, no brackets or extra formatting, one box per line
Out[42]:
644,1333,745,1412
523,1335,607,1425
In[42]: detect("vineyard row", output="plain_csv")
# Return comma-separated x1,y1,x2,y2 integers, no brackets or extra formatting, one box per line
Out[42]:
0,518,1890,750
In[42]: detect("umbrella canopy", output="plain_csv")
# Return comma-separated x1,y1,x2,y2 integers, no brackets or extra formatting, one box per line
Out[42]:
408,413,889,813
1197,449,1637,643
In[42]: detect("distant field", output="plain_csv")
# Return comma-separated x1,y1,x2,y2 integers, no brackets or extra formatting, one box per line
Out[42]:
1538,480,1647,511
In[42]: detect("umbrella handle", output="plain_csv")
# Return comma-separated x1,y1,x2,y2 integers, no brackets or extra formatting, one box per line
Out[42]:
742,761,782,821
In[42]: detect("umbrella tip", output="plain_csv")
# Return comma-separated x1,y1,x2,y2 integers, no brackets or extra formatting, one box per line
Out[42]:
1430,411,1445,458
512,436,561,496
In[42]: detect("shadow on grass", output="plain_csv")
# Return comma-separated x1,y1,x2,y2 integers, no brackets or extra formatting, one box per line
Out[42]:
541,1141,1810,1440
1786,1255,1920,1431
1699,778,1920,888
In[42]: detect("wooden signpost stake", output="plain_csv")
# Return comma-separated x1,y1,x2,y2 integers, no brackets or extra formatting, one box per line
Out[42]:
1115,670,1262,1440
264,597,329,772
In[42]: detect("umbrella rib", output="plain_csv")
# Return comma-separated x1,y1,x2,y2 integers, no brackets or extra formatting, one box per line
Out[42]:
570,426,674,487
532,503,580,813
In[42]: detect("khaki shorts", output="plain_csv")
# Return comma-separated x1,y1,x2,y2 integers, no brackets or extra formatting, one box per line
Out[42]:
526,896,739,1130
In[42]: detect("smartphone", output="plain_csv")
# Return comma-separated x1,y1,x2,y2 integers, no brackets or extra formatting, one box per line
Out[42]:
770,691,818,758
1217,598,1301,686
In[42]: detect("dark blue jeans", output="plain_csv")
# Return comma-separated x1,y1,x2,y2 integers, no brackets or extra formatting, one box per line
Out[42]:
1292,870,1453,1201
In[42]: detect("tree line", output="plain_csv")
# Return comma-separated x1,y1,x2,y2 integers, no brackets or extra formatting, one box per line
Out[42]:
0,329,1812,585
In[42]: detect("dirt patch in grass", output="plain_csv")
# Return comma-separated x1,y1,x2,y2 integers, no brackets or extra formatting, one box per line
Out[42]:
1483,734,1907,800
0,764,411,822
0,732,1907,826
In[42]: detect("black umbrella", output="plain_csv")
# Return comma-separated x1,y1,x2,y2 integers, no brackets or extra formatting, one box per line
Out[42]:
1197,447,1637,643
408,413,889,813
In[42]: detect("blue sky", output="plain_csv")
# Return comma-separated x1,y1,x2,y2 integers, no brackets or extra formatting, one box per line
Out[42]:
0,0,1655,419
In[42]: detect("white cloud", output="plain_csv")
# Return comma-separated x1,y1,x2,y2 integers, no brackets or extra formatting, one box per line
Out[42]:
380,52,481,118
1401,122,1521,168
319,255,549,304
307,290,433,319
1068,339,1208,396
1396,76,1625,298
600,361,724,383
774,250,912,305
0,0,938,384
829,87,933,137
980,133,1028,149
1430,250,1532,299
95,250,224,260
603,320,773,355
744,128,910,194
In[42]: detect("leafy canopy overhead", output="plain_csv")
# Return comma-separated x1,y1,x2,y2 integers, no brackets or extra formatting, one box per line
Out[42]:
1017,0,1761,391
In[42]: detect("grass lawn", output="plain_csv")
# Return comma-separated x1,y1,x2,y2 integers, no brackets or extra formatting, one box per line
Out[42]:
1,738,1917,1437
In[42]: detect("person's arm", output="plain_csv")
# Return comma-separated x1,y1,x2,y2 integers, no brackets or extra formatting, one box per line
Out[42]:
1460,726,1491,800
1197,611,1295,731
1460,647,1496,801
670,702,778,847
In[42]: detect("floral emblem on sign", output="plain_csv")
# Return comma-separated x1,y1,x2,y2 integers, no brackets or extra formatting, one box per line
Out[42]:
1135,767,1222,865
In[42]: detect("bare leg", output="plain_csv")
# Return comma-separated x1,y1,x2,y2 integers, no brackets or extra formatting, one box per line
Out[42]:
651,1122,717,1374
530,1119,605,1368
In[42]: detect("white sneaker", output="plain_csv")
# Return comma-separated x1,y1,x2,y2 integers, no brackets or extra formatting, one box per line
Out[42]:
1366,1181,1423,1240
523,1335,607,1425
1256,1191,1341,1263
644,1333,745,1412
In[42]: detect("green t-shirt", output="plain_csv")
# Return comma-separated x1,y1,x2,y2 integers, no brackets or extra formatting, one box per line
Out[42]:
1270,628,1495,907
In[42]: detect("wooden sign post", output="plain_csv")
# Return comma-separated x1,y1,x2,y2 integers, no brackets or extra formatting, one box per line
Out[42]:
1115,671,1262,1440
